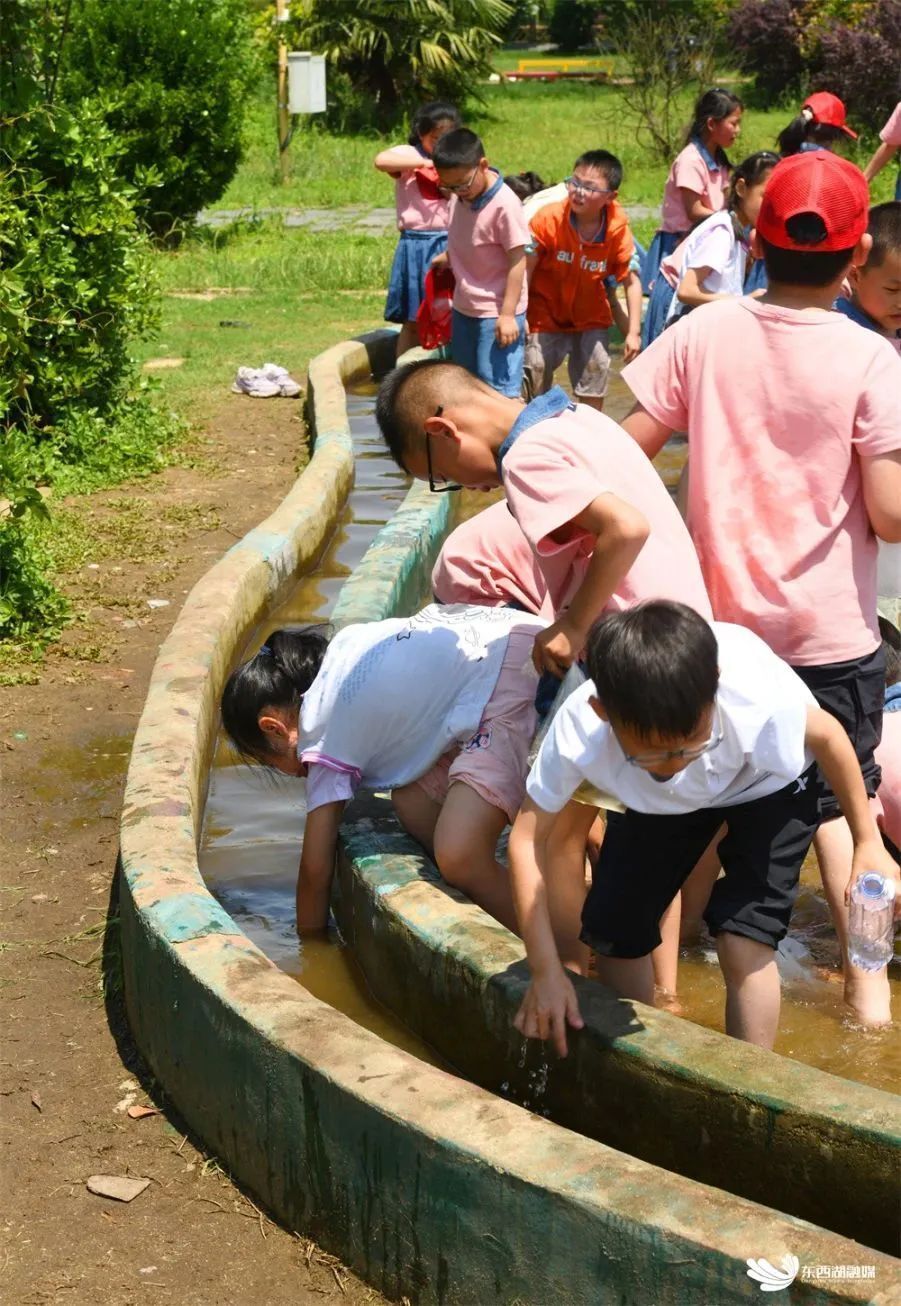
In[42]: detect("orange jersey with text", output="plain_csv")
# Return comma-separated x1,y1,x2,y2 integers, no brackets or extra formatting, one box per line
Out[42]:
527,199,635,333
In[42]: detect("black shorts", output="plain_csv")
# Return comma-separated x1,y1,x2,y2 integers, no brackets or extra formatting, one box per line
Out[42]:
580,766,820,958
793,647,884,821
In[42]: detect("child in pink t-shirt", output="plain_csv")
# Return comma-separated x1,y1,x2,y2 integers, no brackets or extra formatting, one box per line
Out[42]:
621,151,901,1026
432,129,529,398
375,101,460,359
643,88,742,293
377,358,712,980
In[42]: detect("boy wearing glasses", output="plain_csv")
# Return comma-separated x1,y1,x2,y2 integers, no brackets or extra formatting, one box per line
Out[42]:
509,601,897,1052
431,128,529,398
525,150,642,412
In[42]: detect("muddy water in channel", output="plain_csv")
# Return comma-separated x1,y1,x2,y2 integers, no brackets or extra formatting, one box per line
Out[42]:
199,375,899,1094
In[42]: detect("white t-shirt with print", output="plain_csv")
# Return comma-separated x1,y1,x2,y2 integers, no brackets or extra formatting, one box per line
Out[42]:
299,604,543,808
666,209,747,324
527,623,816,816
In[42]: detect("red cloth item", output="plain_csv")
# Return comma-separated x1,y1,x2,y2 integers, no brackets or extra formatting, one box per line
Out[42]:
803,91,858,139
414,164,446,203
416,265,455,350
755,151,868,251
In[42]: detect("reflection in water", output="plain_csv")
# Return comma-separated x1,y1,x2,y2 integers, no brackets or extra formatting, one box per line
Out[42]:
200,369,899,1095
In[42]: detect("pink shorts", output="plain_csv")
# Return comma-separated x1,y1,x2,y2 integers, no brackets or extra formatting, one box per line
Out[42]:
414,629,538,823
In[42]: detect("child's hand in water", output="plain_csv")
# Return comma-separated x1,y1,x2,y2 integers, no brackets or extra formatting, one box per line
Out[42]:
532,619,582,677
515,964,584,1057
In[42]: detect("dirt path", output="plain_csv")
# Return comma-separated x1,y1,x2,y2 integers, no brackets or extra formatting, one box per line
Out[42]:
0,395,384,1305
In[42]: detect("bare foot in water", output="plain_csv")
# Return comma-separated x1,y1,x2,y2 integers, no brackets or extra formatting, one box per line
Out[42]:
655,987,684,1017
843,968,893,1027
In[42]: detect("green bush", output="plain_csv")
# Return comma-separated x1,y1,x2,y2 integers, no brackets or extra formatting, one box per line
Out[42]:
0,0,179,643
63,0,260,234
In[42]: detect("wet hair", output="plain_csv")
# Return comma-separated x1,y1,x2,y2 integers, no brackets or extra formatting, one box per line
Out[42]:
727,150,779,212
759,213,855,286
433,128,484,171
504,170,547,201
221,626,330,765
777,114,846,158
573,149,623,192
865,201,901,269
408,100,461,153
880,616,901,688
585,602,719,740
376,359,491,471
685,87,743,164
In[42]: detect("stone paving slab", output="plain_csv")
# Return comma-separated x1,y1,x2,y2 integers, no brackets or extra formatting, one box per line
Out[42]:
196,201,659,234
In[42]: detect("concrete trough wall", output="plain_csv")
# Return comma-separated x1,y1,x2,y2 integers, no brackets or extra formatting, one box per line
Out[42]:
332,496,901,1261
119,332,899,1304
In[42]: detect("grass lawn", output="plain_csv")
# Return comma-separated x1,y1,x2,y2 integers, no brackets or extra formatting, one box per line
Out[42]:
138,224,395,415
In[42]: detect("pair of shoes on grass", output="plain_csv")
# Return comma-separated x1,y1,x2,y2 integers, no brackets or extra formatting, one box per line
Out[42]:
232,362,302,398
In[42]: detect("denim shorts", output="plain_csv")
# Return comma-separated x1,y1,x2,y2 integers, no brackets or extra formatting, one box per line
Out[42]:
451,309,526,398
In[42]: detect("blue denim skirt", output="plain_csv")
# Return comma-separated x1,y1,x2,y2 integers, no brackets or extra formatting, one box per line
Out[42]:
384,228,448,323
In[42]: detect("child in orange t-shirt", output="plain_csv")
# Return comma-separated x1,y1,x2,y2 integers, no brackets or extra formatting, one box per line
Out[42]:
525,150,641,412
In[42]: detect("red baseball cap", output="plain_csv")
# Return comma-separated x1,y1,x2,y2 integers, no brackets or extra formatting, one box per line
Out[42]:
755,151,868,252
802,91,858,140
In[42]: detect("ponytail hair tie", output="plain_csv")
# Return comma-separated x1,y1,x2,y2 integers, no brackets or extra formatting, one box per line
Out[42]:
801,106,814,122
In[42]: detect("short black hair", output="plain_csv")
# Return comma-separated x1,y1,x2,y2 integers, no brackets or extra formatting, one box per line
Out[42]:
880,616,900,688
375,358,490,472
433,128,484,171
760,213,855,287
409,100,461,149
573,149,623,192
585,602,719,740
866,201,901,269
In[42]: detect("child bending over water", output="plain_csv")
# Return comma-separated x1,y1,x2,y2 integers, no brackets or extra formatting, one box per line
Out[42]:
221,605,542,933
509,602,899,1054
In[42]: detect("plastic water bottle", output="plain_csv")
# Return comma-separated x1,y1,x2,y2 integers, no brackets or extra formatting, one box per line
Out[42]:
847,873,897,972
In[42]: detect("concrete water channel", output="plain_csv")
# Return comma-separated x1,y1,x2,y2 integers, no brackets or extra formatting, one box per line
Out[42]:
120,330,900,1303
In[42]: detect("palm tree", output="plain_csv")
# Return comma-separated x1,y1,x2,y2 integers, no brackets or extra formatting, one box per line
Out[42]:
291,0,511,125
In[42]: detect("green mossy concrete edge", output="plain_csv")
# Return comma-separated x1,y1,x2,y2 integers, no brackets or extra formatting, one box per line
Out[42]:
118,332,898,1305
332,508,901,1262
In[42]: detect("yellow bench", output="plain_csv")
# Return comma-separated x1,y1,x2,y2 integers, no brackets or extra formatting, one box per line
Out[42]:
516,56,614,75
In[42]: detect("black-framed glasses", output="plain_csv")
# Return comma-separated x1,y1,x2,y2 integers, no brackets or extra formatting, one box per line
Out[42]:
425,405,462,493
440,166,480,195
622,706,724,769
564,175,613,197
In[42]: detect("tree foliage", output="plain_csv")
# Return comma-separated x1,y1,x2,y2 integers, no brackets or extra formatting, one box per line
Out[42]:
284,0,512,130
62,0,260,235
725,0,900,125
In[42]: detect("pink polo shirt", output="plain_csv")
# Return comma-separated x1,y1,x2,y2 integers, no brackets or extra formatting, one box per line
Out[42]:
660,141,730,234
500,403,713,620
622,299,901,666
874,709,901,849
447,175,529,318
394,166,451,232
432,500,549,614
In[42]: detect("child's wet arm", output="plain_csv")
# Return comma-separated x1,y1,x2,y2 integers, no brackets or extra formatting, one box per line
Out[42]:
860,450,901,543
804,709,897,885
296,800,346,932
508,799,565,974
564,494,649,638
621,403,673,460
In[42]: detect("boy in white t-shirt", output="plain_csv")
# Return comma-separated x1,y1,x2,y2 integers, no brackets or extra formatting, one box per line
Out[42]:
509,602,898,1053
